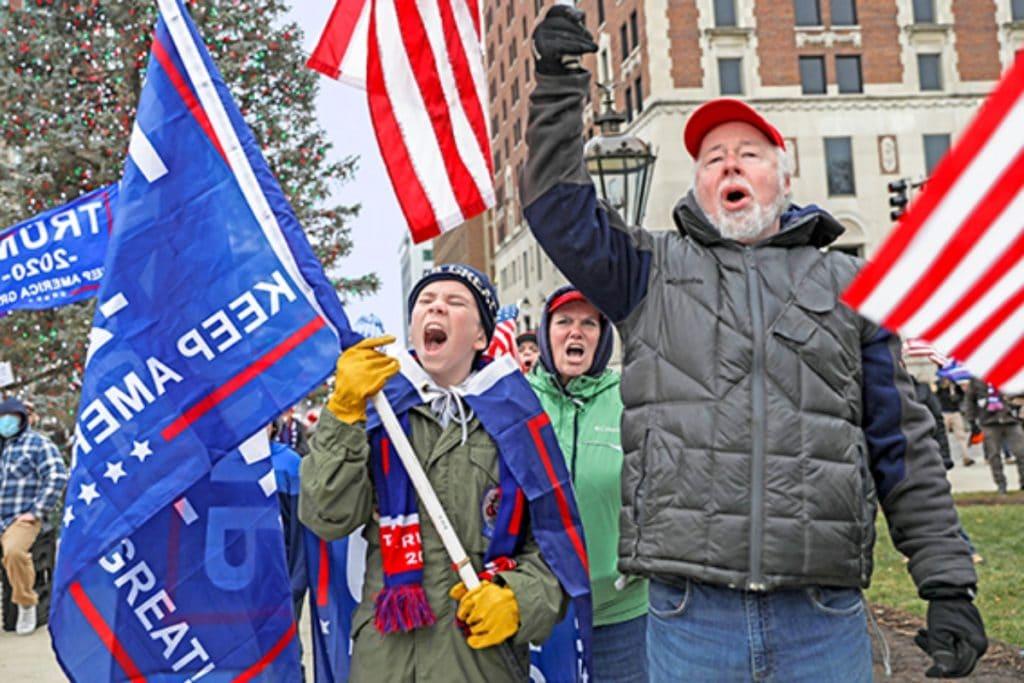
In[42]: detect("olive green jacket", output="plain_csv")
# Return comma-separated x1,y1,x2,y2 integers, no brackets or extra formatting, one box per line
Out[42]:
299,408,566,683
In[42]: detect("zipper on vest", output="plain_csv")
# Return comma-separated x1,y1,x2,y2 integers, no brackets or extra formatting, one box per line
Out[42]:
744,248,768,591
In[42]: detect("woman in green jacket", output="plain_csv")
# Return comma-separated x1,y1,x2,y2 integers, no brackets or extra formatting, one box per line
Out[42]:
528,286,648,682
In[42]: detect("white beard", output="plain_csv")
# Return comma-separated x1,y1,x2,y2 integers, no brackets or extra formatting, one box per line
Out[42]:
702,177,790,243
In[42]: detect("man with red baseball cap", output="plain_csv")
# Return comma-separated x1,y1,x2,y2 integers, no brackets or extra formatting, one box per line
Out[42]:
519,5,986,682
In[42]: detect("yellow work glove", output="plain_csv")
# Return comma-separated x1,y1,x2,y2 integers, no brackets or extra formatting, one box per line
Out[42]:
326,335,400,424
449,580,520,649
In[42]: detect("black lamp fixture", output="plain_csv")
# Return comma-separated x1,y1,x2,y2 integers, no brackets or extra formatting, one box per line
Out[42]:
583,82,657,227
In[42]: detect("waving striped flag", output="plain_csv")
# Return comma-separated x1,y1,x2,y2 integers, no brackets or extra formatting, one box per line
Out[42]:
843,52,1024,393
308,0,494,244
486,304,520,361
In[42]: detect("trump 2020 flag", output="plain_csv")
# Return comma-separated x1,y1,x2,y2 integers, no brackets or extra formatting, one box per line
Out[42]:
50,0,359,679
843,52,1024,393
0,183,116,314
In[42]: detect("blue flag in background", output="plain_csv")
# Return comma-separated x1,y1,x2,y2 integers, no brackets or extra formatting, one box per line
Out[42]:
51,0,358,679
0,183,116,313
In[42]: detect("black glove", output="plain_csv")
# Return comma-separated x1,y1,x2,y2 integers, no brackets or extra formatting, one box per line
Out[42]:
914,598,987,678
531,5,598,76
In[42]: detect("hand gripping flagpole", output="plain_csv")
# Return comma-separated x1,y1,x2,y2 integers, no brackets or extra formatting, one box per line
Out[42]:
371,393,528,681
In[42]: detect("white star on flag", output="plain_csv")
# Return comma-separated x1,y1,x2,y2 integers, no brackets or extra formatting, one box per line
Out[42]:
63,506,75,527
103,461,127,484
130,440,153,463
319,619,331,635
78,483,100,506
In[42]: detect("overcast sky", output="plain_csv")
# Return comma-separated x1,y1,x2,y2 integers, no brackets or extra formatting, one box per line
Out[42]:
285,3,407,337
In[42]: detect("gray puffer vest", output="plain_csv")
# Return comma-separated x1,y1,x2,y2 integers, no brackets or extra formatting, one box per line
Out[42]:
617,195,879,591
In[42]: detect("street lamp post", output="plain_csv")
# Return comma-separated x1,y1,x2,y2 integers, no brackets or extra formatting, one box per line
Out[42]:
583,83,657,227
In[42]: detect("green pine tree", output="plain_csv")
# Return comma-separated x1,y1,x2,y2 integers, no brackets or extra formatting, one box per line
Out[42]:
0,1,376,444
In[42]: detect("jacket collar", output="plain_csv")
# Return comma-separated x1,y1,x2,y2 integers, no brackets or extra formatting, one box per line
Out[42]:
672,191,845,249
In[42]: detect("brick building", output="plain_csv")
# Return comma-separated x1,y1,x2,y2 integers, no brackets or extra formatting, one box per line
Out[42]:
480,0,1024,330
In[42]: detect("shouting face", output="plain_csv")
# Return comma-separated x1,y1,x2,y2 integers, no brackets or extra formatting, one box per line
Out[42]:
694,121,790,244
549,300,601,385
518,340,540,373
410,279,487,387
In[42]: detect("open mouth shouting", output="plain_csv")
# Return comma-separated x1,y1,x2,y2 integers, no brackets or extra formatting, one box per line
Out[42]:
720,183,753,212
564,342,587,362
423,322,448,353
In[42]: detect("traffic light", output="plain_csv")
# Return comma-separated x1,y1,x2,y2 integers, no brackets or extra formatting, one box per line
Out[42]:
888,179,909,221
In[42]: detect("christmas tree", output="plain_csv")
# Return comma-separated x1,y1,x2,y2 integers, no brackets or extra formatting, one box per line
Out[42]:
0,0,376,444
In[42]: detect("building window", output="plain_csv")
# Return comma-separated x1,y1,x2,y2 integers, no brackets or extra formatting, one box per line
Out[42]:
830,0,857,25
635,76,644,113
917,53,942,91
523,252,530,287
799,56,827,94
714,0,737,26
598,0,606,24
912,0,935,23
794,0,822,26
536,244,543,279
835,55,862,93
718,58,744,94
923,134,951,175
630,10,640,49
625,86,634,122
620,23,630,60
825,137,856,196
1014,0,1024,20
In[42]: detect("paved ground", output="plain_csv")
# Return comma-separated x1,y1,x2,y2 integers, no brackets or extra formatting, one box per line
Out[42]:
0,454,1016,681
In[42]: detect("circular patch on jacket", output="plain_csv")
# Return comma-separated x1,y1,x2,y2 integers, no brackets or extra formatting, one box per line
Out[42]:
481,485,501,539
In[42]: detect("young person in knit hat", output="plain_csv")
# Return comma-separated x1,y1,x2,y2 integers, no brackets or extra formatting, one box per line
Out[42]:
299,264,579,682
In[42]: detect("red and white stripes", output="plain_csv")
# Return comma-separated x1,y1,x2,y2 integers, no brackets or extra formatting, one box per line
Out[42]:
843,53,1024,393
309,0,494,244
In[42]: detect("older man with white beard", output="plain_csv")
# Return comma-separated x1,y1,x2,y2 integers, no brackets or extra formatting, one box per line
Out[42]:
519,6,987,681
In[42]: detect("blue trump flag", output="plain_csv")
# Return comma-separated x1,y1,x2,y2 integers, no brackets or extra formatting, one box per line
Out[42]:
0,183,116,313
304,534,361,683
53,436,300,682
51,0,359,679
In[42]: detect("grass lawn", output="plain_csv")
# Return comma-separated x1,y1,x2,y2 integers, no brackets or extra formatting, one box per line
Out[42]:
867,496,1024,647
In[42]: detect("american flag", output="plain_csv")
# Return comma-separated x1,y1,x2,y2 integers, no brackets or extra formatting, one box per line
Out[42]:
843,52,1024,393
308,0,494,244
486,304,520,362
902,337,950,367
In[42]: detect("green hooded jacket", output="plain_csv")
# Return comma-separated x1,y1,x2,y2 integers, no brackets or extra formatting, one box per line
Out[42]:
528,365,648,627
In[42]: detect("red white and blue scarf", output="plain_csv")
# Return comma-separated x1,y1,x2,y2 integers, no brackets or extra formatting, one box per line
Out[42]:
365,349,593,671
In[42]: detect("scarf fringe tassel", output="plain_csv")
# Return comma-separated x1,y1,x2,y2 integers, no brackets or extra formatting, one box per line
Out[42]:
374,585,437,634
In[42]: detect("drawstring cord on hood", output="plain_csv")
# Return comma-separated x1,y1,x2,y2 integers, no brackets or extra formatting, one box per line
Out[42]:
420,374,476,445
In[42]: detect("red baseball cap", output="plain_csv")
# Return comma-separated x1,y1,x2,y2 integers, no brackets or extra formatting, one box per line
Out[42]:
684,99,785,159
547,289,589,314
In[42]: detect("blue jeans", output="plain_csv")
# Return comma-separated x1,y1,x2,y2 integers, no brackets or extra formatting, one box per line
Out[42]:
593,614,649,682
647,579,871,682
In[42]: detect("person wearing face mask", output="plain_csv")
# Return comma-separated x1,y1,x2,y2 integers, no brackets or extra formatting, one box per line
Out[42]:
529,287,648,682
0,397,68,635
299,264,578,682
